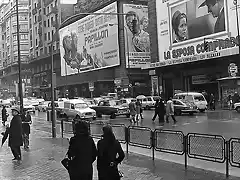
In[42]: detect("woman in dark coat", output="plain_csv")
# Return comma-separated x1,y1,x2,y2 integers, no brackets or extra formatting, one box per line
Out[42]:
97,124,125,180
158,99,166,123
9,107,23,161
22,111,32,150
67,121,97,180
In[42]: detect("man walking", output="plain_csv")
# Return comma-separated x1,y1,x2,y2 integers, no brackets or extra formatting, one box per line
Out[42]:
9,107,23,161
166,97,177,124
22,111,32,150
152,99,160,122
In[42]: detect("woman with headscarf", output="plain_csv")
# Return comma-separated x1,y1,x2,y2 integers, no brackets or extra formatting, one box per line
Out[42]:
97,124,125,180
67,121,97,180
172,10,188,43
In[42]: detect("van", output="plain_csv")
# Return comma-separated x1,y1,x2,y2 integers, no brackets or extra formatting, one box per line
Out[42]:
173,92,207,112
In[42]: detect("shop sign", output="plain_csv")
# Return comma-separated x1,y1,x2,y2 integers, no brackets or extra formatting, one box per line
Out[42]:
192,75,210,85
88,82,94,92
143,0,240,69
151,76,159,96
149,70,156,75
228,63,238,77
34,72,47,77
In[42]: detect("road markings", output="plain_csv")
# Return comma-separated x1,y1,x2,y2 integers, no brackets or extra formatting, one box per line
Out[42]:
182,123,190,125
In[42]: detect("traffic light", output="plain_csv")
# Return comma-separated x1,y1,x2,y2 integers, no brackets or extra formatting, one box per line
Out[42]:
204,40,209,51
132,19,138,34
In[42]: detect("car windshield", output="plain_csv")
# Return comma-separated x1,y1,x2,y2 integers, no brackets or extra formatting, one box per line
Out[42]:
194,95,205,101
184,95,194,102
75,103,88,109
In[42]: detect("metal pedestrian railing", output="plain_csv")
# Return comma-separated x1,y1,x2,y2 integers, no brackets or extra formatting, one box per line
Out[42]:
59,119,240,178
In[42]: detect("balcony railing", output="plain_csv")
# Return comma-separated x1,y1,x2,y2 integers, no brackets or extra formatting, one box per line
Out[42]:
51,6,58,14
38,40,43,47
32,8,37,15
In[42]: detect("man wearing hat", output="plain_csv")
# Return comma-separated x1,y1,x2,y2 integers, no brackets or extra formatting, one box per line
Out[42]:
199,0,225,33
8,107,23,161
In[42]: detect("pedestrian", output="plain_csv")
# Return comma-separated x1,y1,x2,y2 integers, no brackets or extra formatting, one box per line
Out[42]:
9,107,23,161
2,106,8,126
166,97,177,124
22,111,32,150
227,94,233,110
135,99,142,122
140,100,144,119
129,99,136,123
67,121,97,180
158,99,165,123
209,93,215,110
97,124,125,180
152,99,160,122
232,92,239,104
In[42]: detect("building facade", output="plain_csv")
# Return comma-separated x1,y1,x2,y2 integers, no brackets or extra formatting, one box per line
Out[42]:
0,0,30,96
58,0,150,98
147,0,240,107
28,0,75,99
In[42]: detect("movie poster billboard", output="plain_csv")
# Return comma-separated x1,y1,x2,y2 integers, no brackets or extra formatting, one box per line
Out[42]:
59,2,120,76
123,4,151,68
150,0,240,68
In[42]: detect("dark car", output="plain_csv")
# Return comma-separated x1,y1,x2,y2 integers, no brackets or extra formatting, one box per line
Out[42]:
172,99,198,116
90,100,130,119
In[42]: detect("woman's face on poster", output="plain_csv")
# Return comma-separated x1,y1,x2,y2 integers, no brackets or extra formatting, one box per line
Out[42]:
177,17,187,39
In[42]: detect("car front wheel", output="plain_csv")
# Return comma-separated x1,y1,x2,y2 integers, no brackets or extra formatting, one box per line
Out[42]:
236,107,240,113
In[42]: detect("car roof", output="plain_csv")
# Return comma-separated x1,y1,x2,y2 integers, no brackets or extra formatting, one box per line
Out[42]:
175,92,203,95
65,99,86,104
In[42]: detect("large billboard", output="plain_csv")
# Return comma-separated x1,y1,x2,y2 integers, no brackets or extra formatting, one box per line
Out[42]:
149,0,240,68
59,2,120,76
123,4,151,68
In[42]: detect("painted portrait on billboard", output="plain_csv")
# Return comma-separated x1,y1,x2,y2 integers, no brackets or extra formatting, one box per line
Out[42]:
123,4,151,68
59,2,120,76
170,0,226,45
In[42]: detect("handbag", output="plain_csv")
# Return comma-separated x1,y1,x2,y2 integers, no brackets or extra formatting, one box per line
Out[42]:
61,153,70,170
118,170,124,178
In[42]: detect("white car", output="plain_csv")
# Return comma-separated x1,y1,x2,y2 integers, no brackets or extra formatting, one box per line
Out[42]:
141,96,155,110
234,103,240,112
61,99,96,121
37,101,51,112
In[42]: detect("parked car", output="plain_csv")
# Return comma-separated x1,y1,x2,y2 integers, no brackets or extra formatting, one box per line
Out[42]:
90,100,130,119
0,99,12,107
172,99,198,116
174,92,208,112
60,99,96,121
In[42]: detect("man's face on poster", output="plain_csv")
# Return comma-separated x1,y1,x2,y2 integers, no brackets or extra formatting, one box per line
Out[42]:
207,1,220,18
126,15,139,33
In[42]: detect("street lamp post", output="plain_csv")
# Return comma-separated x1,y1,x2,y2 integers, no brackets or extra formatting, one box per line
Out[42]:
16,0,23,114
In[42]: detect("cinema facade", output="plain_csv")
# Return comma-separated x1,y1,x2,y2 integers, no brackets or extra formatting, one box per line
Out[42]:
147,0,240,107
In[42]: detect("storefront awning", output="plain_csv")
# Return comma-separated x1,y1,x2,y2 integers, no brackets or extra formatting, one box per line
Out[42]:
217,76,240,81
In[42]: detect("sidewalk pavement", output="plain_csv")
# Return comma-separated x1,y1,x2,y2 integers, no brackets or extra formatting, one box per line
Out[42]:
0,117,239,180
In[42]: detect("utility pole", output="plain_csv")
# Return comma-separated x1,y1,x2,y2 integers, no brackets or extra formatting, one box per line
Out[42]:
16,0,23,114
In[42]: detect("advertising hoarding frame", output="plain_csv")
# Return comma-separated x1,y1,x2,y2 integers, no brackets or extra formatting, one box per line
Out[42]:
143,0,240,70
59,2,120,77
